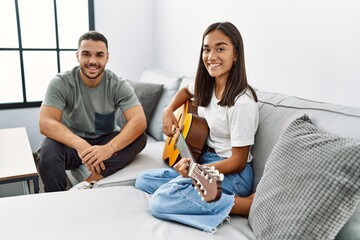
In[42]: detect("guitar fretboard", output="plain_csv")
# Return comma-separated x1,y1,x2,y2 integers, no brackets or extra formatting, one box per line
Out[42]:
176,133,197,176
176,133,195,162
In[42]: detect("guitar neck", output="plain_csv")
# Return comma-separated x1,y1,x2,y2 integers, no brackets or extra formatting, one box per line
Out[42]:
176,133,196,162
176,131,223,203
176,133,197,175
176,129,224,202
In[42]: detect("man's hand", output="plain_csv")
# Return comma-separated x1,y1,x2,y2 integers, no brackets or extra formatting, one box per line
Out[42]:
79,144,115,173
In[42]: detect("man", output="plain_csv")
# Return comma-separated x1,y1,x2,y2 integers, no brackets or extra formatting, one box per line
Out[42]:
37,31,147,192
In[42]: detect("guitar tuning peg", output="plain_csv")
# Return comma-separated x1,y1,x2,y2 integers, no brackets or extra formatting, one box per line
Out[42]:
201,197,205,201
219,174,224,181
197,191,201,195
214,170,219,175
203,190,207,195
210,166,215,171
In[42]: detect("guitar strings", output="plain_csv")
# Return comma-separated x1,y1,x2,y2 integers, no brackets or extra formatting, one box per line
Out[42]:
177,132,222,183
176,134,208,178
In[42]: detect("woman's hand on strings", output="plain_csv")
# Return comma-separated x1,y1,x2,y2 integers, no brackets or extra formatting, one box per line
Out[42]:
173,158,191,178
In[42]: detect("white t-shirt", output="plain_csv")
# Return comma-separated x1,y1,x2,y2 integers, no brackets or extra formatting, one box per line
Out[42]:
188,83,259,162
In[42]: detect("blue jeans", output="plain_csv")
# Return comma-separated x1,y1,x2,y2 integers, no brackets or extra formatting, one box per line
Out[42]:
135,151,253,232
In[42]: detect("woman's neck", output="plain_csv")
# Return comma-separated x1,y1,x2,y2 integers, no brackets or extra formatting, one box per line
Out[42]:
215,78,227,100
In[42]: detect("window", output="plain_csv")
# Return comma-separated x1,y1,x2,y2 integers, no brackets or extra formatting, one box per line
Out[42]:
0,0,94,109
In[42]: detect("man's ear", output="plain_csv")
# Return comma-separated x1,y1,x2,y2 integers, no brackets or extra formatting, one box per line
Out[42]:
106,52,110,63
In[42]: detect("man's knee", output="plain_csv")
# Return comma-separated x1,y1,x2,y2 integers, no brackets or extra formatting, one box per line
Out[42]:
37,138,66,172
101,133,147,177
38,139,55,161
137,133,147,152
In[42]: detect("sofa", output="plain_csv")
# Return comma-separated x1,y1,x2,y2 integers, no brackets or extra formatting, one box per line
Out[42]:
0,68,359,240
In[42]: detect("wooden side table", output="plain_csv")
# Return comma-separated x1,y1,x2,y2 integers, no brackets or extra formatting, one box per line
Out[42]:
0,127,39,194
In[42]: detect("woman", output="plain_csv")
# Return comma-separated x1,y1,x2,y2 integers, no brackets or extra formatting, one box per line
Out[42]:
135,21,259,233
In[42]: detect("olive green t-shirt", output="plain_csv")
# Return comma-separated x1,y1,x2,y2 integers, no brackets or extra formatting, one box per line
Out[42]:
42,66,140,138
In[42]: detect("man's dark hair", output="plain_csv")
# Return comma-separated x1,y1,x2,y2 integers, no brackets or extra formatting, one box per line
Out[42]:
78,31,108,50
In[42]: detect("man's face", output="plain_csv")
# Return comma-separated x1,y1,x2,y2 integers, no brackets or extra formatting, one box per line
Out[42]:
76,39,109,87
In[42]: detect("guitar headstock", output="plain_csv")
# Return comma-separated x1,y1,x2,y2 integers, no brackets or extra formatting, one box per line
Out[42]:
190,164,224,203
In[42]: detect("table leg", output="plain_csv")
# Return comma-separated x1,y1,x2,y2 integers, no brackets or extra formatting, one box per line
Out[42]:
33,176,40,194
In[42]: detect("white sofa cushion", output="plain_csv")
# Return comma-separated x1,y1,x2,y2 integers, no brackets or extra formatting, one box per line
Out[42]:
138,67,181,141
179,76,194,89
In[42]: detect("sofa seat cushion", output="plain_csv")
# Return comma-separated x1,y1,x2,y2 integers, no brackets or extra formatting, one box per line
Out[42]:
0,186,255,240
67,136,168,187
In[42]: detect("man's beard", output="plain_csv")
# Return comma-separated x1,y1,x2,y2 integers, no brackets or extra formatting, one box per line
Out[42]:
80,64,104,80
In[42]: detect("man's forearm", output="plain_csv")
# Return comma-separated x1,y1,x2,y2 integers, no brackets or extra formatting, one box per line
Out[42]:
40,119,89,151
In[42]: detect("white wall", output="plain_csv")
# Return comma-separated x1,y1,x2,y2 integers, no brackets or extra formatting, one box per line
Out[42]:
0,108,42,152
94,0,155,81
153,0,360,108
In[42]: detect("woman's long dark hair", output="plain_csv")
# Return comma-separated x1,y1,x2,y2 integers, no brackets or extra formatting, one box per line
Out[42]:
193,22,257,107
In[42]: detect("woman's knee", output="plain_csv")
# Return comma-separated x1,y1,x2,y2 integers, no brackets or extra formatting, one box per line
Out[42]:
135,170,160,193
135,168,178,194
134,172,148,192
149,190,169,216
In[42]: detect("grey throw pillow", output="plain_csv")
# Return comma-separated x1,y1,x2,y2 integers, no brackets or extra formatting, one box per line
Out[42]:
248,115,360,240
129,81,164,128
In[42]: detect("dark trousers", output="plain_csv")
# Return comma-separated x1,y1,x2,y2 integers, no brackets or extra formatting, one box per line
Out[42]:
37,132,147,192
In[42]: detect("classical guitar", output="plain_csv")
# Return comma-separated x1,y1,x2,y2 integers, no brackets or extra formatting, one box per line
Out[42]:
162,99,208,166
162,100,224,202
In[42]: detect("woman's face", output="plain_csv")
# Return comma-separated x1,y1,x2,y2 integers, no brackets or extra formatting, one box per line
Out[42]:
202,29,237,82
